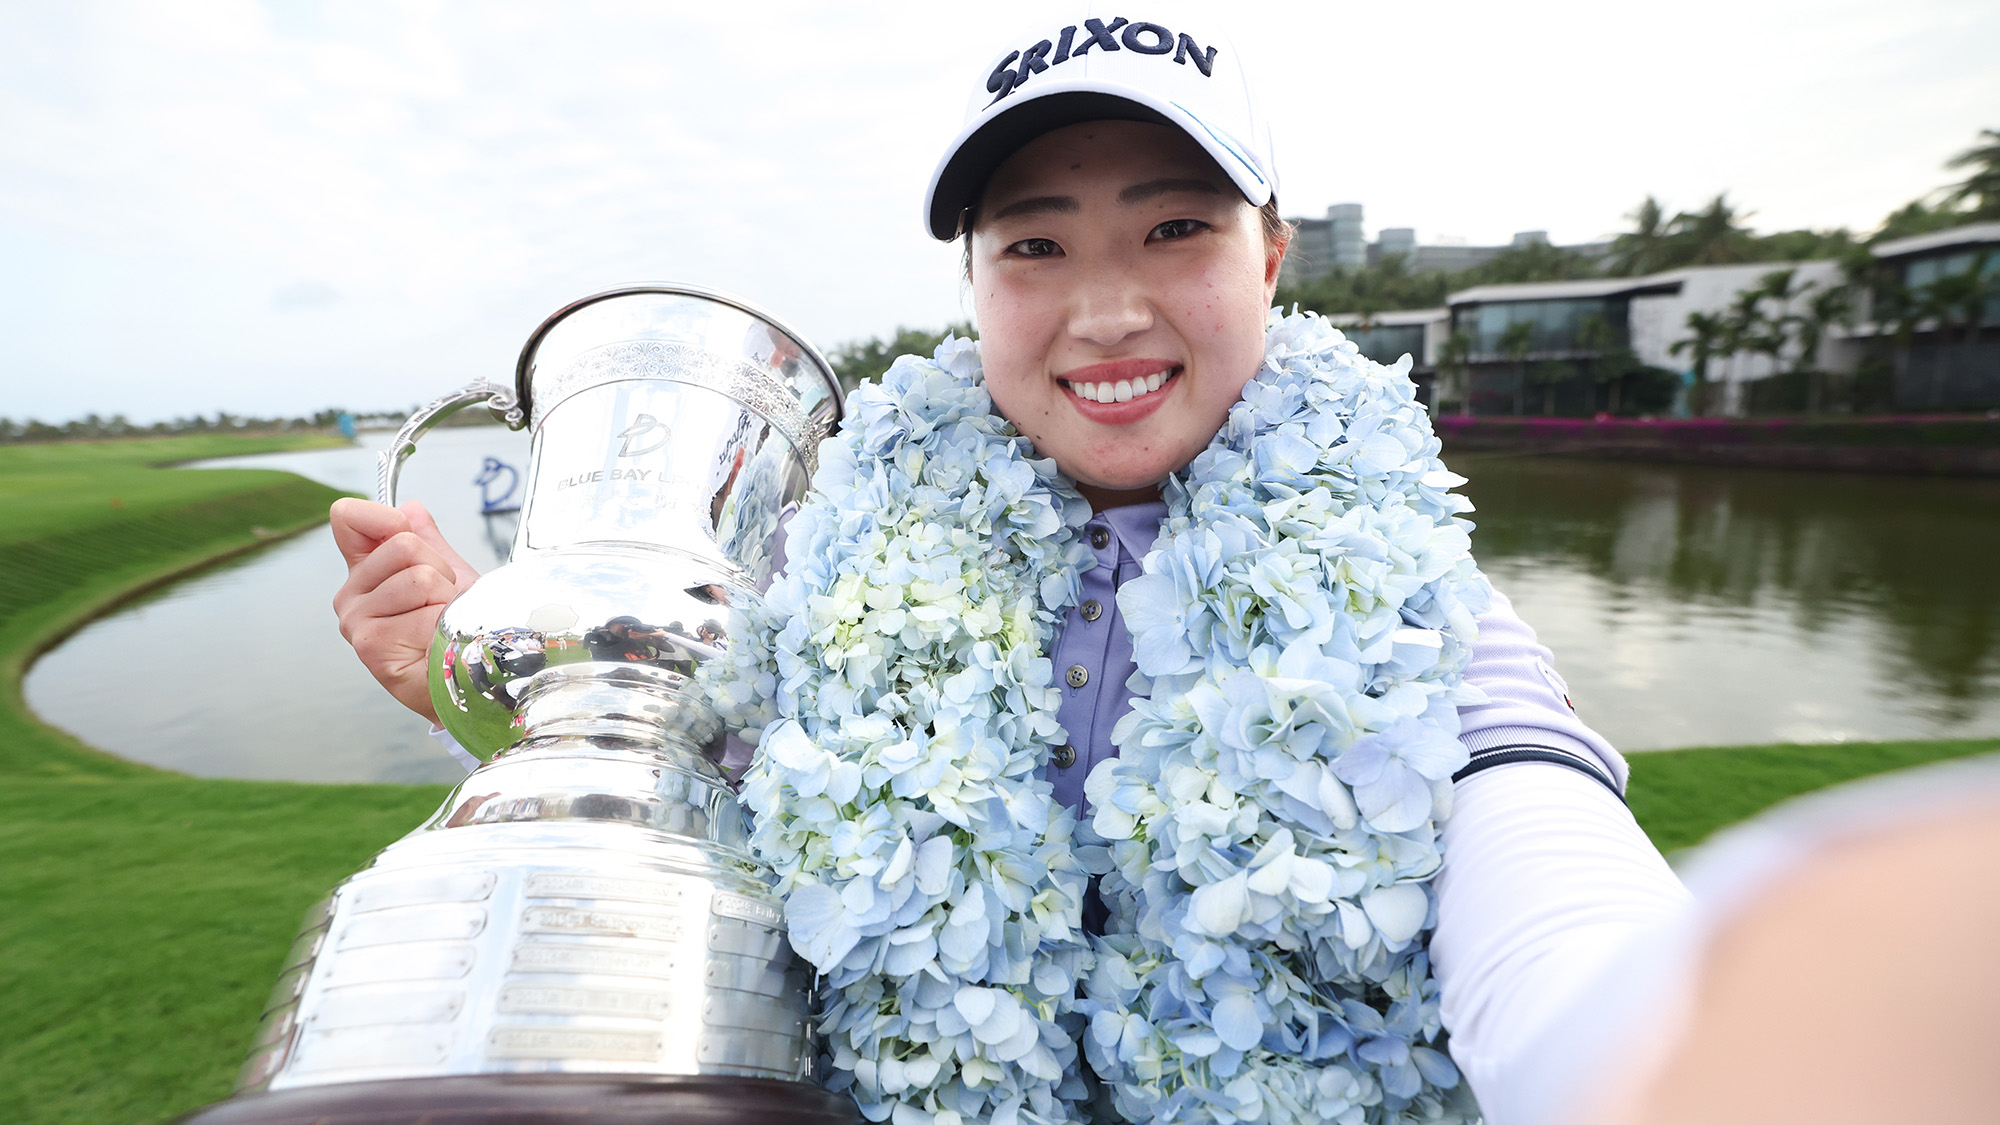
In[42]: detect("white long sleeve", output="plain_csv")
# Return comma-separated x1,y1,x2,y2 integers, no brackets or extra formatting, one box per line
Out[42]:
1432,585,1691,1122
1430,765,1690,1122
1458,586,1627,792
429,723,482,772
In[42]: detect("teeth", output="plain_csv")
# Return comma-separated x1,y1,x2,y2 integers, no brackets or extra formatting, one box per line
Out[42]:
1069,370,1174,404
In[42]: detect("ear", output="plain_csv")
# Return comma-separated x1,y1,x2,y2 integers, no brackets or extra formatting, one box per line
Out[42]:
1263,231,1288,306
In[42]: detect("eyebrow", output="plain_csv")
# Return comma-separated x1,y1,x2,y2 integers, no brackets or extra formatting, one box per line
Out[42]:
988,195,1079,221
1116,178,1224,205
985,178,1226,223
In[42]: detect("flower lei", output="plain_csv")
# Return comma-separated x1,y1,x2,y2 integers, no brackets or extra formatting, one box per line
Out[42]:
707,310,1491,1125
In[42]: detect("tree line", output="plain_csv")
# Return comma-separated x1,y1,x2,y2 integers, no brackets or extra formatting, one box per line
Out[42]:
0,406,477,445
0,409,353,444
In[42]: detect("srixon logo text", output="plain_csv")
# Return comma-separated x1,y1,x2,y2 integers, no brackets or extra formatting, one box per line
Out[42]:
987,18,1219,105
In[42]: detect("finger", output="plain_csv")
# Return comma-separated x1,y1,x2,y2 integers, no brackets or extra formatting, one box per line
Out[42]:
335,533,458,613
400,501,482,588
345,605,446,666
330,498,413,568
338,566,460,640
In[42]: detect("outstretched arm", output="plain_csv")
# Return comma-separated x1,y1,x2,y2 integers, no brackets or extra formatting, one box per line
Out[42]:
1430,586,1692,1123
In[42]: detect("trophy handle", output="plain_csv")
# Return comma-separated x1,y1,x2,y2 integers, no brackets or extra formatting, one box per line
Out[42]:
377,381,526,506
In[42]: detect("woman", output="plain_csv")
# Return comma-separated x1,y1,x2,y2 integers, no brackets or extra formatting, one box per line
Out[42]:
331,13,1686,1124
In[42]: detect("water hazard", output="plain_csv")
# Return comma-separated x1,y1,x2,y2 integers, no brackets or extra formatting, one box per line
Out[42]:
22,433,2000,782
25,427,530,783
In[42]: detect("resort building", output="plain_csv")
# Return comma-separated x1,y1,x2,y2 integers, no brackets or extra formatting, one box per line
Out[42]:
1847,221,2000,410
1321,307,1449,384
1325,262,1854,415
1443,262,1856,415
1319,221,2000,415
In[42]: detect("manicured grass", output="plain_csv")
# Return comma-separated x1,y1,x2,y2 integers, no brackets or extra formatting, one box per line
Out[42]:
0,434,349,542
1625,736,2000,853
0,776,448,1124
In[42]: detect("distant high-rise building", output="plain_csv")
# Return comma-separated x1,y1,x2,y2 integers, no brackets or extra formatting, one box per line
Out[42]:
1279,205,1610,285
1279,203,1370,286
1376,228,1417,260
1327,203,1366,270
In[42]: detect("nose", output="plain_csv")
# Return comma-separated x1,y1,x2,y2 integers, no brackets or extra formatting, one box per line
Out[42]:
1066,264,1154,348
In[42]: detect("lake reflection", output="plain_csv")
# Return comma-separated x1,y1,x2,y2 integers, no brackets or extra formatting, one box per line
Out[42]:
1459,454,2000,749
21,438,2000,783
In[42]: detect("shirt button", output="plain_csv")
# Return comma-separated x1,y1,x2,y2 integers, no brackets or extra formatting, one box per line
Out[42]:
1090,527,1110,549
1066,664,1089,688
1051,743,1077,768
1080,599,1103,622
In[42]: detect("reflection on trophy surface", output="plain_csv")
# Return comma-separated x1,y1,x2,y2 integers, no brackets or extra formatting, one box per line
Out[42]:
183,285,858,1123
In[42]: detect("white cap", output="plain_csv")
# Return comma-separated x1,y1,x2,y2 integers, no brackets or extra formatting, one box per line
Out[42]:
923,10,1277,240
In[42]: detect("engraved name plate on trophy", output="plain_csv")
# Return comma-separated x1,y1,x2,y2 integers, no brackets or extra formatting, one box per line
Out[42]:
182,285,857,1124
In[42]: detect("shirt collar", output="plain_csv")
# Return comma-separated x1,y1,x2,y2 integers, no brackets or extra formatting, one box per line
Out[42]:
1093,500,1168,562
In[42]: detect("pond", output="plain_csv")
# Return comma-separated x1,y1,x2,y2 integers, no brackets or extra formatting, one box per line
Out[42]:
23,434,2000,782
1457,454,2000,751
25,426,530,784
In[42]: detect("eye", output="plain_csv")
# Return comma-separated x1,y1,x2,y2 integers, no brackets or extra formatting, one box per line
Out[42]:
1006,237,1061,258
1150,218,1209,242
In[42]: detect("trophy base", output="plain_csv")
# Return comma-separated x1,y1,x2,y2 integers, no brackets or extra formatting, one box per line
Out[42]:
177,1074,861,1124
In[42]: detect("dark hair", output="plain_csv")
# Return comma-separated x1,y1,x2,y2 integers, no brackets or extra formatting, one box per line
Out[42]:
960,196,1291,280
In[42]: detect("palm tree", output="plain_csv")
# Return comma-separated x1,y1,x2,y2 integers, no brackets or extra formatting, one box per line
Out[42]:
1596,348,1640,416
1575,313,1616,413
1467,242,1600,285
1607,196,1673,277
1499,320,1535,416
1669,195,1760,266
1437,329,1473,417
1943,128,2000,220
1529,360,1577,415
1788,284,1852,414
1747,269,1802,377
1671,312,1735,416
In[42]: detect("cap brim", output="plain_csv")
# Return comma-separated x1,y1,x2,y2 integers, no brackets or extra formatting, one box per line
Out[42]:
923,79,1272,241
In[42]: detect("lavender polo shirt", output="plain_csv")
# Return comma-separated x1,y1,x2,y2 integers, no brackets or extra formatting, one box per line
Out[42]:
1042,503,1161,808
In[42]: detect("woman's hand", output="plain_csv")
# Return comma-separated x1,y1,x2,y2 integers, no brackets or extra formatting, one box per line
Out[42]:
330,498,480,725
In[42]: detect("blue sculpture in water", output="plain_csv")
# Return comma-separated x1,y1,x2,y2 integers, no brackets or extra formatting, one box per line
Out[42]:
475,456,521,513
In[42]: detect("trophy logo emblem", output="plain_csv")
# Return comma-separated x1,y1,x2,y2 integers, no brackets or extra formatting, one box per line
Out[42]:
616,413,670,457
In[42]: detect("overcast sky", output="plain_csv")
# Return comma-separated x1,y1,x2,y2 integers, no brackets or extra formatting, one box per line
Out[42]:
3,0,1994,423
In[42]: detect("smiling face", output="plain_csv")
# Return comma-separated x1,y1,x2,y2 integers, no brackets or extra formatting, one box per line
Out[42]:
969,120,1284,508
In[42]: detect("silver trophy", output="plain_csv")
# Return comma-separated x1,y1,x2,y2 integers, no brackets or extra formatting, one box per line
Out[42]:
185,285,855,1123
